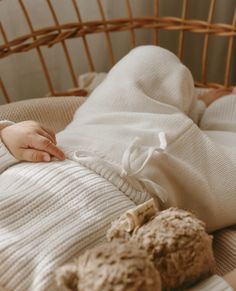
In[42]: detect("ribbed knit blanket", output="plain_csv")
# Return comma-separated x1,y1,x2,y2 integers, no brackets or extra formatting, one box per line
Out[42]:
0,142,149,291
0,45,235,291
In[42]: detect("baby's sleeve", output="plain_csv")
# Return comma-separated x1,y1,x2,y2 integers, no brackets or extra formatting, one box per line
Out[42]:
0,120,19,173
188,275,234,291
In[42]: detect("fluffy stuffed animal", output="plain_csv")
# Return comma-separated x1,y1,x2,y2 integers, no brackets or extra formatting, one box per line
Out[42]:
56,199,215,291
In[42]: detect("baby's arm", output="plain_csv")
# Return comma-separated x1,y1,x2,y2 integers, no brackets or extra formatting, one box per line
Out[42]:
198,88,233,107
223,268,236,290
0,120,65,173
190,87,235,125
0,121,19,173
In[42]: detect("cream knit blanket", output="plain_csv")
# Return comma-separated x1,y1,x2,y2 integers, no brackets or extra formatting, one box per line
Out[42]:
58,45,236,232
0,141,149,291
0,45,235,291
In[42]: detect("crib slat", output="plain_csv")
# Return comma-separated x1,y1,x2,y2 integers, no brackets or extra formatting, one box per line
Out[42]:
125,0,136,48
153,0,159,45
0,78,11,104
0,23,11,103
97,0,115,67
0,22,11,55
224,8,236,87
18,0,55,96
71,0,95,72
46,0,78,88
177,0,188,60
201,0,216,85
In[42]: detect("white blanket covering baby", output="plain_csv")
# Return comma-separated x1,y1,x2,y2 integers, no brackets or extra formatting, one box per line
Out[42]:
0,45,235,291
58,45,236,232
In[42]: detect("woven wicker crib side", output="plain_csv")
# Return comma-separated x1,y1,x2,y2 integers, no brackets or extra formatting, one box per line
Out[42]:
0,0,235,103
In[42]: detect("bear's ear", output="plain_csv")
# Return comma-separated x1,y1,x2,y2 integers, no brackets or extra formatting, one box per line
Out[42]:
55,263,79,291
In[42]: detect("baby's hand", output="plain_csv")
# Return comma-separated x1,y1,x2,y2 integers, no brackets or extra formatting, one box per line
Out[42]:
0,120,65,162
198,88,233,107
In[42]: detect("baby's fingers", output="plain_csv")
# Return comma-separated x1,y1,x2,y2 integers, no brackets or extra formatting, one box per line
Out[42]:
19,148,51,162
40,126,56,144
29,135,65,161
37,129,56,144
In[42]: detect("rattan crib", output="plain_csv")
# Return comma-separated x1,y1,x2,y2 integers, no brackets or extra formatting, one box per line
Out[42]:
0,0,236,103
0,0,236,278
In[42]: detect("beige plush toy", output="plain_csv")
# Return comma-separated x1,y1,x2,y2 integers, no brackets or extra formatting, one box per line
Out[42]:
56,199,215,291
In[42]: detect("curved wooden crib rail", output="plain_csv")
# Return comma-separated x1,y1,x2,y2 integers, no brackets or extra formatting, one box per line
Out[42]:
0,0,235,103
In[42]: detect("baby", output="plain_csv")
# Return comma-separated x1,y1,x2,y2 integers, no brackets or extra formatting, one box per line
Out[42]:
0,46,235,291
0,88,232,163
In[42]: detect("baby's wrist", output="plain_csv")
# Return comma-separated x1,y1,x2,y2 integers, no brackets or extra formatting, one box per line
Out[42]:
223,269,236,289
0,121,14,145
0,121,15,139
0,120,15,130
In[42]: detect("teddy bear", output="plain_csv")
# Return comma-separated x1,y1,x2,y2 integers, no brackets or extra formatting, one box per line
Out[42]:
56,199,215,291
